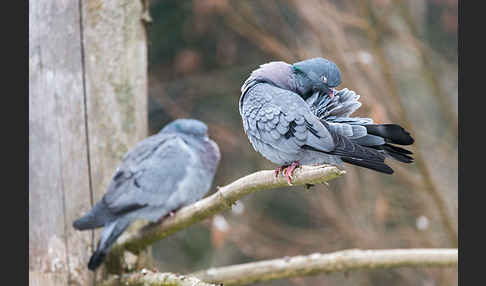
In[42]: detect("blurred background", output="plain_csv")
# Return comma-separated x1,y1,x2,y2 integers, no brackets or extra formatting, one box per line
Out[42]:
146,0,457,285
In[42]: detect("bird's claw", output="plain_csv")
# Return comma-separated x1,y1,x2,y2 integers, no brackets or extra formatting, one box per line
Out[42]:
275,162,301,185
274,166,286,178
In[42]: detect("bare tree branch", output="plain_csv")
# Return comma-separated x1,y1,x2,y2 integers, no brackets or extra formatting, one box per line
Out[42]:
99,271,218,286
106,165,345,267
102,248,457,286
191,248,458,286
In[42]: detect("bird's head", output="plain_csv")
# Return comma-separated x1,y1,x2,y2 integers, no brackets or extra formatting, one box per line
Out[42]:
160,118,208,137
292,57,342,99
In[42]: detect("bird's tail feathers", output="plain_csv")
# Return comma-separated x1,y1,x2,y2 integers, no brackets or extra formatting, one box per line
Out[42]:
73,201,114,230
73,214,100,230
87,219,131,271
302,135,394,175
365,124,414,146
380,144,413,163
87,250,106,271
341,157,394,174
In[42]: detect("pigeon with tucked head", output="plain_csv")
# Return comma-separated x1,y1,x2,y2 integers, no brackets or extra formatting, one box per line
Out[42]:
292,57,342,99
73,118,220,270
239,57,414,184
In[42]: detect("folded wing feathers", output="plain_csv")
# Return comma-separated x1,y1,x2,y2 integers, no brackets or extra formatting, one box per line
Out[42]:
306,87,414,171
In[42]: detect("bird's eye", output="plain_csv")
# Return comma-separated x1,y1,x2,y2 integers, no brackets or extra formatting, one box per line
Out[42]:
320,75,328,83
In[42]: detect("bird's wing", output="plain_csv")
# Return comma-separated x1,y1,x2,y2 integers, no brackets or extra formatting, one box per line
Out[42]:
241,83,336,155
307,121,393,174
102,134,192,215
305,89,395,173
307,88,363,119
306,88,386,146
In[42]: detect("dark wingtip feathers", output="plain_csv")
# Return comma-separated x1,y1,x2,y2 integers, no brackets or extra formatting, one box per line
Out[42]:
72,214,99,231
341,157,394,174
382,144,414,163
88,250,106,271
365,124,414,145
72,217,88,230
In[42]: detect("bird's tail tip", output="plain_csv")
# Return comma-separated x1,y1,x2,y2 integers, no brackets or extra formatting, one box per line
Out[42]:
365,124,414,146
72,215,94,230
341,156,394,174
88,250,106,271
72,217,86,230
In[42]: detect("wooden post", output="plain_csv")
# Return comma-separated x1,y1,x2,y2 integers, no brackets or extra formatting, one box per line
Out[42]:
29,0,148,285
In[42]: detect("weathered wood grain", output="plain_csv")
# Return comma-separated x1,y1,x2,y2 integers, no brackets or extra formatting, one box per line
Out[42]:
29,0,148,284
80,0,149,279
81,0,148,207
29,0,92,285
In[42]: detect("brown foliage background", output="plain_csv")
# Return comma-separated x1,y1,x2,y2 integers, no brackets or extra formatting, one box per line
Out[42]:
146,1,457,285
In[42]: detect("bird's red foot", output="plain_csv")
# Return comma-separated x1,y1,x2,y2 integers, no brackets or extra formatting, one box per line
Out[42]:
274,165,288,177
275,161,301,185
165,208,180,219
284,161,301,185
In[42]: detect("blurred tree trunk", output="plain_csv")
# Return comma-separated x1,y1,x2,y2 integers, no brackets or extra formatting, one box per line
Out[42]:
29,0,148,285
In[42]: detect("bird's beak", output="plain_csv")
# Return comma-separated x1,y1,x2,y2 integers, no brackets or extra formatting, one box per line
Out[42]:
328,88,335,99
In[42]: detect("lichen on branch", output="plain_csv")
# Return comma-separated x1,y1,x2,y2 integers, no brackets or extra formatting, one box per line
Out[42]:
99,270,218,286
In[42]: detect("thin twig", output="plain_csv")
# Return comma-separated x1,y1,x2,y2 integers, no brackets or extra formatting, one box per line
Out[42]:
191,248,458,286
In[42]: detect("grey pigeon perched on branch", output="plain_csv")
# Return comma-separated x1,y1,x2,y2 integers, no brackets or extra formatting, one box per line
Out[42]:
239,58,414,184
72,119,220,270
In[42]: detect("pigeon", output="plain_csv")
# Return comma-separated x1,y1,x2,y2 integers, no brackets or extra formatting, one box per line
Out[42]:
239,58,414,184
72,118,221,270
